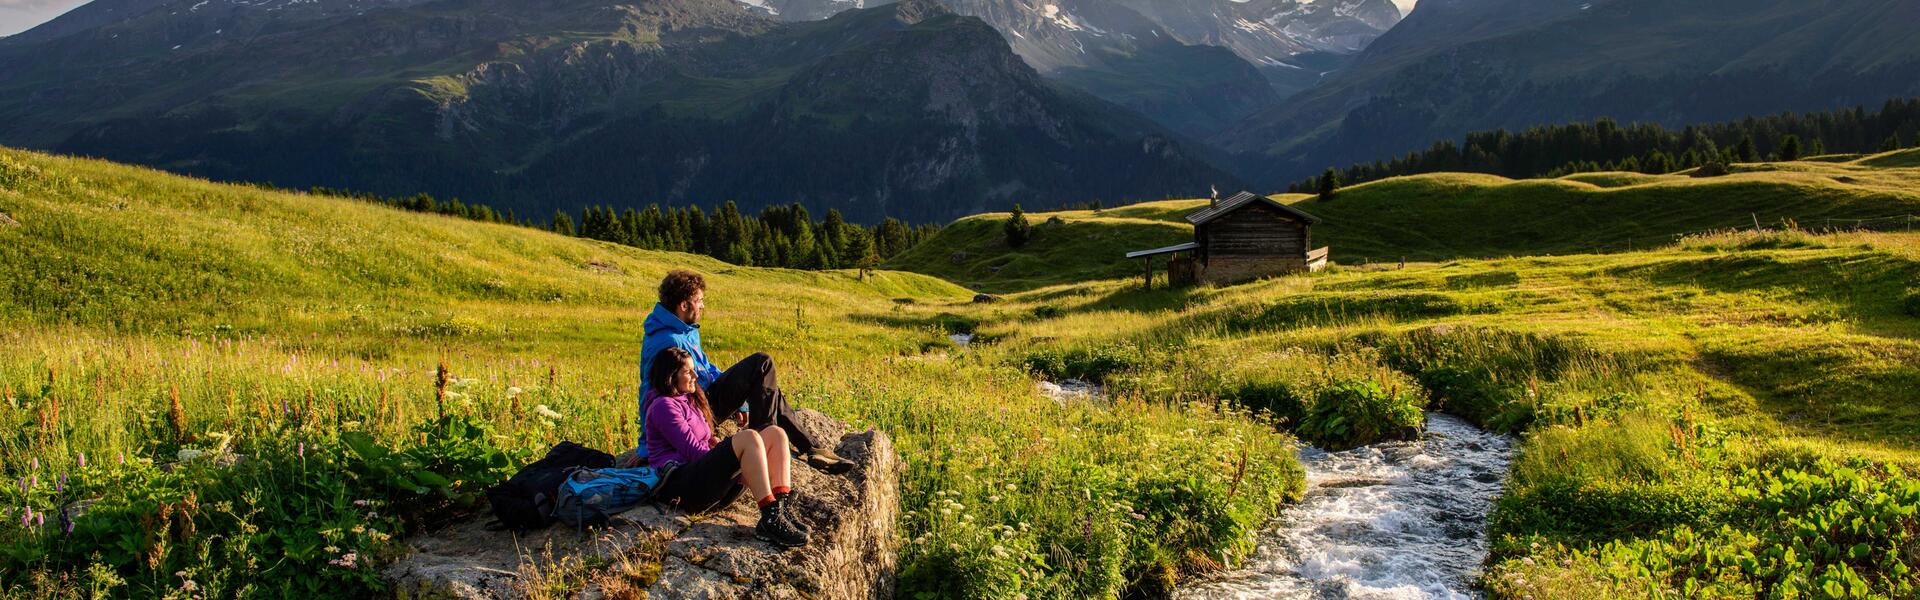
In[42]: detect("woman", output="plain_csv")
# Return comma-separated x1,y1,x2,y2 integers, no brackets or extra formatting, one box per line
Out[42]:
645,347,810,547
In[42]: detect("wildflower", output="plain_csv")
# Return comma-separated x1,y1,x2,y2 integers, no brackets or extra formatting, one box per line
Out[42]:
1130,512,1146,521
177,449,204,462
325,546,340,553
987,495,1000,503
77,452,86,468
353,499,370,507
1005,483,1017,492
940,508,952,516
180,579,198,592
329,552,359,568
991,545,1007,557
117,452,125,465
56,473,65,493
35,512,43,527
535,405,563,420
507,386,523,397
297,443,305,458
30,457,38,471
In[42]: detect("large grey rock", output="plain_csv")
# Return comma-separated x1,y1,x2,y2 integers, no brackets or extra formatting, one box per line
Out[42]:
385,409,899,599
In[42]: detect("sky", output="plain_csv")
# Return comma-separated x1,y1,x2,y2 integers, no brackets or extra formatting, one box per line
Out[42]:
0,0,86,36
3,0,1421,38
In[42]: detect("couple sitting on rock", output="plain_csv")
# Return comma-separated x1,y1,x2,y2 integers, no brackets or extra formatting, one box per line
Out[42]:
637,269,849,549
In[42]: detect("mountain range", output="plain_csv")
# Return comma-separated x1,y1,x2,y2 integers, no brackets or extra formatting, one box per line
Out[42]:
727,0,1403,137
1219,0,1920,182
0,0,1244,223
7,0,1920,223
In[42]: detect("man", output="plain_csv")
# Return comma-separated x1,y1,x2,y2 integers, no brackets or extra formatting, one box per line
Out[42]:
638,269,850,474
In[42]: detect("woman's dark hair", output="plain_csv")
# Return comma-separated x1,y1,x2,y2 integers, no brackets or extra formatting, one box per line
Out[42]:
648,347,716,430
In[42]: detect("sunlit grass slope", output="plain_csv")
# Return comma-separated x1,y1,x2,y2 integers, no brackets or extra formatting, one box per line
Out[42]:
939,224,1920,597
890,150,1920,292
0,148,1304,598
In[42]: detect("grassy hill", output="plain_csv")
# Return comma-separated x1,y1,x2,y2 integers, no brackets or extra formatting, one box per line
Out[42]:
0,147,1303,598
890,150,1920,292
7,143,1920,598
935,224,1920,597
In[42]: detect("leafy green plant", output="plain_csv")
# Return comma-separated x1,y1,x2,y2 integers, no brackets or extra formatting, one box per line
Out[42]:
1296,380,1425,450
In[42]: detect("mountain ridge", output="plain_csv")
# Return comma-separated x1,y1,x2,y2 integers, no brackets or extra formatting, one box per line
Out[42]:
0,0,1241,223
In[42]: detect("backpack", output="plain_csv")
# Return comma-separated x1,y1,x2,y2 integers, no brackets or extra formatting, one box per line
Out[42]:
485,441,615,530
552,466,667,528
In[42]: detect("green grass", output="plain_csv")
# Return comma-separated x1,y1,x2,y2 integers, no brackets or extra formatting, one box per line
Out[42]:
893,156,1920,293
883,202,1197,294
922,224,1920,597
9,140,1920,598
0,148,1305,598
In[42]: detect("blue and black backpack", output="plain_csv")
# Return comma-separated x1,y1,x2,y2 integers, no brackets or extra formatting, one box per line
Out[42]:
552,466,668,528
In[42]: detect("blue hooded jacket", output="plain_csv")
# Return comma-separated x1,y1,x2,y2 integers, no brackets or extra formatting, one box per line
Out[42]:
636,303,728,458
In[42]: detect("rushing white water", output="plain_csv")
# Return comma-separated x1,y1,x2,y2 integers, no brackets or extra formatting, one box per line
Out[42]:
1180,412,1513,600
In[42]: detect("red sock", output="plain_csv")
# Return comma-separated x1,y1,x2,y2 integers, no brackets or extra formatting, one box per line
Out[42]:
758,494,778,508
773,486,791,497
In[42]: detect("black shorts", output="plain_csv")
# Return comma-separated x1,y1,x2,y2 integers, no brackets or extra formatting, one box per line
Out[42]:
655,437,746,513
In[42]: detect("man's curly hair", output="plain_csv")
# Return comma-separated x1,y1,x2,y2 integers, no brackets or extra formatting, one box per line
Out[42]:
659,270,707,309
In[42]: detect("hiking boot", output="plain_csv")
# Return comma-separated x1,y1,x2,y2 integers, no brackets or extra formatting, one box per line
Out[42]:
756,504,809,548
801,447,854,475
774,493,812,536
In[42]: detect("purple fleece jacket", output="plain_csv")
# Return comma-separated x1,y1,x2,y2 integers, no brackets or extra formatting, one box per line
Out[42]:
645,391,715,468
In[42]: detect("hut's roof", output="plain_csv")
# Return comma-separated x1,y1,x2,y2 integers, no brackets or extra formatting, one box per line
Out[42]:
1124,241,1200,259
1186,191,1323,225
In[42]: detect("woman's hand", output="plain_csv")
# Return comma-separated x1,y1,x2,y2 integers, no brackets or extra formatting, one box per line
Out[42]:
710,434,723,446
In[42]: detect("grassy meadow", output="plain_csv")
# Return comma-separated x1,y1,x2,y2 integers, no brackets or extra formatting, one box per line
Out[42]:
0,147,1305,598
7,142,1920,599
888,150,1920,293
892,155,1920,596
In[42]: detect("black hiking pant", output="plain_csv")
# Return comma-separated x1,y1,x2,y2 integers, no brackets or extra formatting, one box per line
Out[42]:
705,353,821,455
654,438,746,513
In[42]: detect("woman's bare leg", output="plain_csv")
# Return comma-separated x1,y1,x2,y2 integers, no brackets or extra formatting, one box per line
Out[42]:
760,426,791,490
729,429,773,500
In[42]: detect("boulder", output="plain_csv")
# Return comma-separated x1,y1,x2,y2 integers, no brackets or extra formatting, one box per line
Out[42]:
384,409,899,599
972,293,1000,304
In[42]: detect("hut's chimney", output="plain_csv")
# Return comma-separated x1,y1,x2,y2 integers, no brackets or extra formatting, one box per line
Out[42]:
1209,185,1219,208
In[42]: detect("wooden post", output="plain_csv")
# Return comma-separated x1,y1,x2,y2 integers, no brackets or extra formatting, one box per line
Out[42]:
1751,212,1761,231
1143,256,1153,290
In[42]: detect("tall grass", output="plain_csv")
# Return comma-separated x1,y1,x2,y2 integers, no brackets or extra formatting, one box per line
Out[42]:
0,148,1307,598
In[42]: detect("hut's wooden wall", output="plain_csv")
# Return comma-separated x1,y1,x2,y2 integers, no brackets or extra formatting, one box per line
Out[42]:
1198,203,1309,258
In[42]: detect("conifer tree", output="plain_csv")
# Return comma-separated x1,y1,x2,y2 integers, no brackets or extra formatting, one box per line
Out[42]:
1318,168,1341,202
1004,205,1032,248
1777,135,1802,161
1735,135,1758,162
551,211,576,236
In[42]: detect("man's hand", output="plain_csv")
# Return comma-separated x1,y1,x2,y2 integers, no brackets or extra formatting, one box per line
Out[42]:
710,434,723,446
735,411,749,427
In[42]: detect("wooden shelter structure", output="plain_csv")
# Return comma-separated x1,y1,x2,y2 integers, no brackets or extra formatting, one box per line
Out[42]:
1125,191,1329,288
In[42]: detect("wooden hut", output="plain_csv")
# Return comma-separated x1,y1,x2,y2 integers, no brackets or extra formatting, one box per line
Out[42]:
1126,192,1329,288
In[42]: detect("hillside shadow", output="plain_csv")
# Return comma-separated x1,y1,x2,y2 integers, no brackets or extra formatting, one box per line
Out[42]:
1609,251,1919,330
1048,284,1211,315
846,310,980,334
